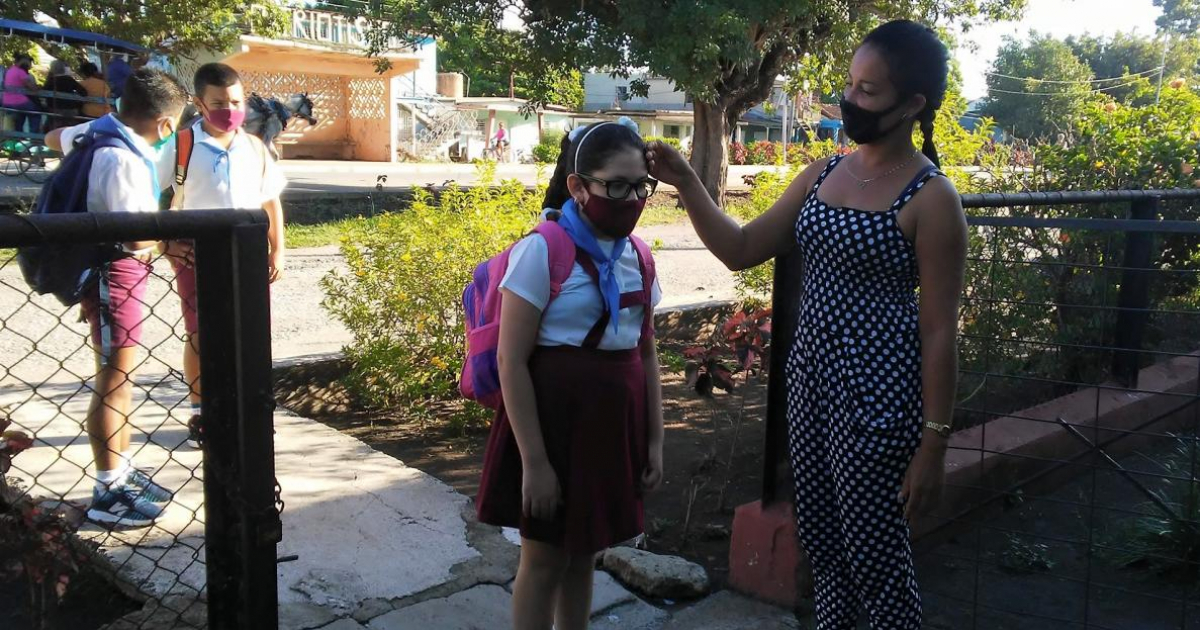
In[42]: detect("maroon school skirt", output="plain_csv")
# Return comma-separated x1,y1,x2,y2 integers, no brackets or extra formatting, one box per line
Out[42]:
476,345,648,554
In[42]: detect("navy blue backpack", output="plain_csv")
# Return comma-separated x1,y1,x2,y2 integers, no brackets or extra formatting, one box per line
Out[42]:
17,116,137,307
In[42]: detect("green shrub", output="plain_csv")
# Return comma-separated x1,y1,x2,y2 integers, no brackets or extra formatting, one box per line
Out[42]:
533,132,564,164
645,136,683,153
731,164,800,306
321,163,545,424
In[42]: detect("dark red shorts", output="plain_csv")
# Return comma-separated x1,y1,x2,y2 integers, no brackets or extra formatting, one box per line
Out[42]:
80,257,152,361
171,259,198,337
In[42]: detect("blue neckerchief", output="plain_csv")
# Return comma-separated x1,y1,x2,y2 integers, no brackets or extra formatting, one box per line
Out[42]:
560,198,626,333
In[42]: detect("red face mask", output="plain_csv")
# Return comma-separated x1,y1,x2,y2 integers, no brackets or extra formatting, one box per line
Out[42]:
202,104,246,133
581,194,646,239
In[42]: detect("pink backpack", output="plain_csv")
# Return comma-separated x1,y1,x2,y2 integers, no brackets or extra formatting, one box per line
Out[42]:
460,217,657,409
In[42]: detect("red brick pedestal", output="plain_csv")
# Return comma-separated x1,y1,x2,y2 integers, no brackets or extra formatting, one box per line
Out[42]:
727,499,810,608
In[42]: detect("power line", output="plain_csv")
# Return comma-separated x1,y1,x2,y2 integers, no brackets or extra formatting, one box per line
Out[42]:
987,76,1152,96
985,66,1164,85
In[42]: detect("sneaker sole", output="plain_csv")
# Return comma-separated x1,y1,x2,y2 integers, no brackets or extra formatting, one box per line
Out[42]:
186,439,201,449
87,507,155,528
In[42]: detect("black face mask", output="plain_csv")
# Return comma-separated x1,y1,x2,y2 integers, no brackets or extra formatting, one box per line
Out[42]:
840,97,910,145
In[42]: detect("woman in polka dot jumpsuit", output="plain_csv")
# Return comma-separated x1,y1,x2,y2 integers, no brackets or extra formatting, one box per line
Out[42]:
648,21,967,629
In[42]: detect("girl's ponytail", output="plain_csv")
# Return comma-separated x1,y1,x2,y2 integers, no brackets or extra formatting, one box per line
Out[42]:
542,133,576,210
920,113,940,169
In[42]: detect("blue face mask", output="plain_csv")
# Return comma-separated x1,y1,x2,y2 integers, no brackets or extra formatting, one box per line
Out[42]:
152,120,176,151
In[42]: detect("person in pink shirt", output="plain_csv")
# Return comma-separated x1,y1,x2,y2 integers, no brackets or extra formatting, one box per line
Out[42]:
3,54,44,134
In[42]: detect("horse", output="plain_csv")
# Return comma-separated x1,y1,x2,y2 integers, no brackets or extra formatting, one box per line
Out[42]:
178,92,317,160
245,92,317,160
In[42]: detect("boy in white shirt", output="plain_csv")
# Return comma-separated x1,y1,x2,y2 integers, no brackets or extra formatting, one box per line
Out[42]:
46,68,190,527
157,63,287,449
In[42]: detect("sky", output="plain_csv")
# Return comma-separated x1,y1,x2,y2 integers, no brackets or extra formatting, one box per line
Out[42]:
956,0,1163,100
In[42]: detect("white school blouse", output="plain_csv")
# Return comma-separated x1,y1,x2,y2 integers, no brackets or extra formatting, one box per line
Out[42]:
499,233,662,351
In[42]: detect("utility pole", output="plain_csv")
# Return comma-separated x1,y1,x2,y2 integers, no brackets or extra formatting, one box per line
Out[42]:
1156,35,1169,105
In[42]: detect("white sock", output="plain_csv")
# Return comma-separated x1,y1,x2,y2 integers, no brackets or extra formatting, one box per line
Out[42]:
119,451,135,477
96,468,125,491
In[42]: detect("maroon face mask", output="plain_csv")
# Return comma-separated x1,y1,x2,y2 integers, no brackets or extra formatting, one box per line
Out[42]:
581,195,646,239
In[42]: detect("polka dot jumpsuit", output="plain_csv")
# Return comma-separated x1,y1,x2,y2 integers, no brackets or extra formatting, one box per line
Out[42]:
786,155,942,629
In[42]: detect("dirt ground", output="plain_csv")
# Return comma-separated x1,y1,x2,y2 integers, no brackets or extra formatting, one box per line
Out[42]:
276,343,770,588
0,559,140,630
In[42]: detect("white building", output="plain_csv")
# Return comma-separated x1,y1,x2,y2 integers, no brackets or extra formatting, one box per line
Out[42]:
582,72,810,145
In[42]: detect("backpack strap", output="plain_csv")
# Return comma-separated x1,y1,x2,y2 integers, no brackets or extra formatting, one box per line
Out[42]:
530,220,576,300
629,235,657,344
171,126,195,209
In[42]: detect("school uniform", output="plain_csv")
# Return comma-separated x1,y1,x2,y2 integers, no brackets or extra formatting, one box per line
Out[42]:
475,213,663,554
58,115,167,360
156,120,287,337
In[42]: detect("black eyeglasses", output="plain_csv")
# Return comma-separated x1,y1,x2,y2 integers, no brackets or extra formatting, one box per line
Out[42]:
576,173,658,200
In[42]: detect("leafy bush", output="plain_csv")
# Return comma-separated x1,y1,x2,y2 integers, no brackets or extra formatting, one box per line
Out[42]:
746,141,779,166
729,142,748,166
730,164,801,306
321,164,545,424
532,132,564,164
644,136,683,153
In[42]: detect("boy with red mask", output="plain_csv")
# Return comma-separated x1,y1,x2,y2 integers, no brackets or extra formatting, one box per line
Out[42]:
158,62,287,449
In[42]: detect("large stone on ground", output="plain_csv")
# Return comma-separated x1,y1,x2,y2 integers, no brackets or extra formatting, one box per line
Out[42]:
603,547,710,600
367,584,510,630
662,590,798,630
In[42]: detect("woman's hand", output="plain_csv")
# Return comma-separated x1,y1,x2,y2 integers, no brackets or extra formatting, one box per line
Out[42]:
522,459,562,521
268,248,286,283
900,442,946,521
645,141,697,188
642,441,664,492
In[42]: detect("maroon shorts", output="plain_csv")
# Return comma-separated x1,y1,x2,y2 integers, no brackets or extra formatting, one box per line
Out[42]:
80,257,152,361
476,345,648,554
171,259,199,337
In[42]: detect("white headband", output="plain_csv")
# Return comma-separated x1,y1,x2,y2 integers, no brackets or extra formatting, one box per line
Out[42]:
570,116,640,173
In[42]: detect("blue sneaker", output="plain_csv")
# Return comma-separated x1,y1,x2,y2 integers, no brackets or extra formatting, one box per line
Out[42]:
87,483,164,528
126,468,174,504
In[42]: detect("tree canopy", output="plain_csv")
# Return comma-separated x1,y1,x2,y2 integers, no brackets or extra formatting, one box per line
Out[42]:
437,21,584,109
354,0,1027,201
4,1,286,60
983,33,1104,140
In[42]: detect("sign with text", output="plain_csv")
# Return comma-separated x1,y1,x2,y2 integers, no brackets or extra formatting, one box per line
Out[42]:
287,9,408,51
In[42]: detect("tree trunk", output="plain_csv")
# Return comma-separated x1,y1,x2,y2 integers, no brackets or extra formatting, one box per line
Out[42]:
690,101,732,204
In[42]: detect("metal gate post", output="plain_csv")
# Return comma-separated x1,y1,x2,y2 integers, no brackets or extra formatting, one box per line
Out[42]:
196,221,280,629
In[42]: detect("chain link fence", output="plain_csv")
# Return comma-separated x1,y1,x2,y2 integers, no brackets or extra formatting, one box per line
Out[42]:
0,211,279,630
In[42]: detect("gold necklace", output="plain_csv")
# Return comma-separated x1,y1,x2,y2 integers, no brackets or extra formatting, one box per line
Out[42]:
844,151,919,190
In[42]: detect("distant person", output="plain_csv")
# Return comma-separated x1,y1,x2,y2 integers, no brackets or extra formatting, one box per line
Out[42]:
79,62,113,119
44,68,190,527
3,53,43,134
106,56,132,100
157,62,287,450
44,60,87,131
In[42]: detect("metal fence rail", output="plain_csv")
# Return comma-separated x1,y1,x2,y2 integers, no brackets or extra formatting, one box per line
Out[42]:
763,189,1200,630
0,210,278,630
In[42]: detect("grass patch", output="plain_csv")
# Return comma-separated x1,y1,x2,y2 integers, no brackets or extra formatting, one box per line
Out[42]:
286,216,383,249
640,202,688,227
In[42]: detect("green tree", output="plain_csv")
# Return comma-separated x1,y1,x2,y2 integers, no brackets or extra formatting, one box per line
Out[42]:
1066,32,1200,104
1156,0,1200,34
437,22,584,109
4,0,286,60
359,0,1026,203
983,32,1100,140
